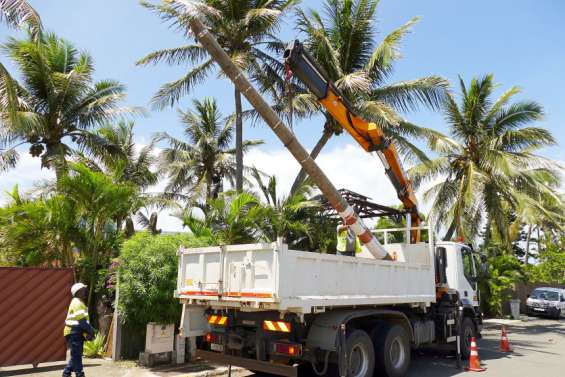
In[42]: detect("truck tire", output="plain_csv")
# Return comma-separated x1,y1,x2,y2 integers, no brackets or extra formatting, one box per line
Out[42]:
345,330,375,377
460,317,475,360
373,324,410,377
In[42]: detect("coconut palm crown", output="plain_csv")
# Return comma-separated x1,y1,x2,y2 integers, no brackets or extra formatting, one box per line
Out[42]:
138,0,297,192
0,33,139,177
409,74,560,245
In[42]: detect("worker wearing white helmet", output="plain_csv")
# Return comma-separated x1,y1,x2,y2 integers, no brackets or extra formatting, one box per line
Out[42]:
62,283,95,377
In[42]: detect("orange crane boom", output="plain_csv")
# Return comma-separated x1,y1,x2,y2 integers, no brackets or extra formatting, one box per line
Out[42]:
284,40,421,242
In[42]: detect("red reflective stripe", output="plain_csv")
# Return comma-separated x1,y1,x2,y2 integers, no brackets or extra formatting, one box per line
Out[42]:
358,230,373,244
180,290,219,296
343,214,356,225
180,290,273,298
225,292,273,298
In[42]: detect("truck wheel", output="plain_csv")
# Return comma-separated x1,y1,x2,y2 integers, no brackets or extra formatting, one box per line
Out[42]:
374,324,410,377
459,317,475,360
346,330,375,377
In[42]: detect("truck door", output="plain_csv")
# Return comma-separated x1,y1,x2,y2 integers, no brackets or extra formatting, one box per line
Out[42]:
460,248,479,307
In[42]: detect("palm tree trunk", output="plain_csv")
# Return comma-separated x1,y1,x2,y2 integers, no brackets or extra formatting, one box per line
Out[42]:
290,125,333,194
234,87,243,192
525,225,533,265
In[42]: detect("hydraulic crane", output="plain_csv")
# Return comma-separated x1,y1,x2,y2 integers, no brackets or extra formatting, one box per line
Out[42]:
284,40,422,242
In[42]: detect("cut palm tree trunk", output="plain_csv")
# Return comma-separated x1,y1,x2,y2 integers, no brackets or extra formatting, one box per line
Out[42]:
181,3,390,260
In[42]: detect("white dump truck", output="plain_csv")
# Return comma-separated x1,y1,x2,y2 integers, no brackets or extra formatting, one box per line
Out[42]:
171,6,484,377
176,225,483,377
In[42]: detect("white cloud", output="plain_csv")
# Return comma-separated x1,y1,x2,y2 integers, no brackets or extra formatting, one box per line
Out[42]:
0,154,53,204
246,143,399,205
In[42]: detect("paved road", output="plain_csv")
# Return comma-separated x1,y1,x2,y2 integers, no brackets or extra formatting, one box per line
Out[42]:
1,317,562,377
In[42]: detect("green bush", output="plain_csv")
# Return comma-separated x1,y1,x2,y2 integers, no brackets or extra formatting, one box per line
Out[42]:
118,232,211,329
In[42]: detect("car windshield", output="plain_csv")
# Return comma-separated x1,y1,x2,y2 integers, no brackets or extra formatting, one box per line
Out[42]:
531,290,559,301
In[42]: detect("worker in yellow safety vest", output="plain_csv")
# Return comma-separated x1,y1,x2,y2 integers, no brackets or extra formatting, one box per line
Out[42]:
336,223,362,256
62,283,95,377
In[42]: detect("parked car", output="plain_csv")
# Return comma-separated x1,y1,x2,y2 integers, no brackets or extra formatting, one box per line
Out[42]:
526,287,565,319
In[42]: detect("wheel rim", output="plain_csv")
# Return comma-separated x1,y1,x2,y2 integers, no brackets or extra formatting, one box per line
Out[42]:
349,343,370,377
389,337,406,370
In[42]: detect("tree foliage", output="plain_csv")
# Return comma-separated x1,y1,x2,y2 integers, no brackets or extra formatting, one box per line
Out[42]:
0,33,139,178
118,232,211,328
410,75,560,245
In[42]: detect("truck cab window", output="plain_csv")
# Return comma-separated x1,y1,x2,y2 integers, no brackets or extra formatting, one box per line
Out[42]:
462,248,476,285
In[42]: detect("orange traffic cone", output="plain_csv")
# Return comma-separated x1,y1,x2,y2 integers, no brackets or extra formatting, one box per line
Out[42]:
499,326,512,352
465,337,486,372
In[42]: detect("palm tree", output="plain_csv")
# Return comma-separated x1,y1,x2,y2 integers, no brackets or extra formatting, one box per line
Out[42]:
510,187,564,264
80,121,159,189
58,163,142,305
180,190,262,244
137,0,297,192
250,168,320,244
0,0,42,37
155,97,261,204
0,33,139,179
290,0,448,191
74,121,160,235
409,75,560,245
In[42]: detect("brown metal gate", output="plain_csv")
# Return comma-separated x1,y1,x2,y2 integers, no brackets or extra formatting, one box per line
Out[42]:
0,267,74,367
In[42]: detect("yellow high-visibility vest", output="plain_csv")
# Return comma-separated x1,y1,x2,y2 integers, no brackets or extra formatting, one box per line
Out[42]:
63,297,89,336
336,228,362,254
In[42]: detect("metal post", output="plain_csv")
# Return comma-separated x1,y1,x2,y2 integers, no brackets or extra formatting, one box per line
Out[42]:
405,213,411,244
456,305,462,369
111,271,122,361
175,0,391,260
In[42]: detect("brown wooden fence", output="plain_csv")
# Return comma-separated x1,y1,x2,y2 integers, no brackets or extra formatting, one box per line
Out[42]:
0,267,74,367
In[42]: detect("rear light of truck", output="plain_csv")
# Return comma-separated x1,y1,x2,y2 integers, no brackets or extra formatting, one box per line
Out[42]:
263,320,291,333
204,332,217,343
208,315,228,326
273,342,302,357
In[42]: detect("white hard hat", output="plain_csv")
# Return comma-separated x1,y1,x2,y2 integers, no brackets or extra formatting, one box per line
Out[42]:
71,283,87,296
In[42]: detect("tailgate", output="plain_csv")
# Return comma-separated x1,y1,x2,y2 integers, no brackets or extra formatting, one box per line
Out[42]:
176,242,280,302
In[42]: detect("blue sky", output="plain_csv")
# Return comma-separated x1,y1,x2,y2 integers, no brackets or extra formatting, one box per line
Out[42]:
1,0,564,229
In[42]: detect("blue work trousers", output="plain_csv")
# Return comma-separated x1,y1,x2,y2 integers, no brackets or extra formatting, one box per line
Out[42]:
63,334,84,376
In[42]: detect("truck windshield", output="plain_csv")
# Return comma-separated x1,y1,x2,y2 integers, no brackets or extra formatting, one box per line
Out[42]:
531,290,559,301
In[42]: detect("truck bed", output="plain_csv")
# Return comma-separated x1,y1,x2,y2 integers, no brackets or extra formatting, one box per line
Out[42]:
176,240,436,314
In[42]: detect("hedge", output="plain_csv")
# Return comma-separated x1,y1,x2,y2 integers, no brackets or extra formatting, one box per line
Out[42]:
118,231,211,329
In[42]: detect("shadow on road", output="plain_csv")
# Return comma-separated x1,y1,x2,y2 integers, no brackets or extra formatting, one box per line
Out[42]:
0,363,101,377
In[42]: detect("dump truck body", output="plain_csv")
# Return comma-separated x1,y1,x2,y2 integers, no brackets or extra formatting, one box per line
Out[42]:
176,240,435,314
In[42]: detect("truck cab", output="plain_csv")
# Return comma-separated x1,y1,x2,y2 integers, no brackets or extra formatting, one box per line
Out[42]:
439,242,481,308
439,242,483,331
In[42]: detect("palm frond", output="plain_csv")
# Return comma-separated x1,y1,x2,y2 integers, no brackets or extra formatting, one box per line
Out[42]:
0,0,42,38
365,16,419,82
371,76,449,112
136,44,208,66
150,58,215,109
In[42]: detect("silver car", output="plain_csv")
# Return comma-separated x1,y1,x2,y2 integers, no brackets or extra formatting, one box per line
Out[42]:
526,287,565,319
